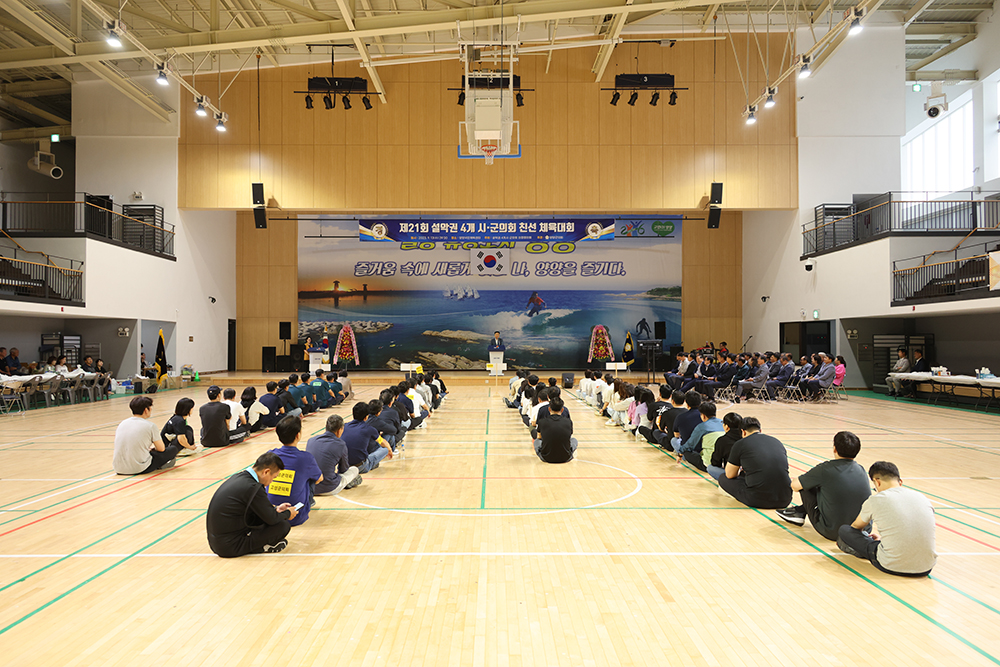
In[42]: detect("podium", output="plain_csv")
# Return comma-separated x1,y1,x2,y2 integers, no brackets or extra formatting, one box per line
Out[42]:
488,351,506,376
308,351,330,373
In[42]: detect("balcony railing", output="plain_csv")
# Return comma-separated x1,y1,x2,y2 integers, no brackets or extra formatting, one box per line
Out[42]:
803,192,1000,257
891,240,998,304
0,192,175,258
0,250,84,304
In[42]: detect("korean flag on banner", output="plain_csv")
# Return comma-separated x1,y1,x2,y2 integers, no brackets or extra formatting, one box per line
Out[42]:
472,248,507,276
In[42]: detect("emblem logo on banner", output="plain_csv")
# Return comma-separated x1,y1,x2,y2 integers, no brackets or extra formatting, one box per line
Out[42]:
473,248,507,276
990,251,1000,291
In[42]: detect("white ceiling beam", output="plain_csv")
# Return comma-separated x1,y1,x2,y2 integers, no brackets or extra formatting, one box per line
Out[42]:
0,79,71,94
3,0,171,121
903,0,936,26
93,0,199,33
699,3,720,31
810,0,833,25
906,32,975,71
592,0,633,82
0,93,69,125
332,0,388,103
0,123,71,143
906,23,977,35
905,69,977,81
0,0,749,70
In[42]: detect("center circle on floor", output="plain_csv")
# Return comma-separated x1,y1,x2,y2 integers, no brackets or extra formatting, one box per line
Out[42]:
333,453,643,517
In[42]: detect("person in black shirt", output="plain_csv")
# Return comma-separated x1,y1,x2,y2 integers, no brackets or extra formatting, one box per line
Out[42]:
669,390,704,452
161,397,202,456
376,389,404,445
639,387,681,447
719,417,793,509
706,411,742,480
200,385,239,448
534,395,576,463
80,355,96,372
205,451,298,557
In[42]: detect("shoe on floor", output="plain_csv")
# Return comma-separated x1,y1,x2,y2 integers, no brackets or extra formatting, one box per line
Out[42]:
776,506,806,526
836,537,865,558
159,458,177,470
345,475,363,490
605,419,616,426
263,539,288,554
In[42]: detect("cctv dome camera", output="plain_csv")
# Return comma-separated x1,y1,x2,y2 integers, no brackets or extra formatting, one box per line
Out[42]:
804,259,817,272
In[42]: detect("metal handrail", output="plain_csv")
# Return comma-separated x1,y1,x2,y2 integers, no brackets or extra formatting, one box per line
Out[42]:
0,229,82,277
1,200,176,235
892,253,989,275
804,201,888,234
0,256,83,272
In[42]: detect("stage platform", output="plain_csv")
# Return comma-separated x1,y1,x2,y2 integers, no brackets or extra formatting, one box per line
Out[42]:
200,369,658,389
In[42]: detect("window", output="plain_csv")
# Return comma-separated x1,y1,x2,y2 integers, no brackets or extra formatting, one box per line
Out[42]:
902,100,973,195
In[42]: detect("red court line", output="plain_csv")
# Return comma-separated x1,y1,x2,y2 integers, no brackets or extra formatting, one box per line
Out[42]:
0,429,274,538
353,476,704,481
936,523,1000,552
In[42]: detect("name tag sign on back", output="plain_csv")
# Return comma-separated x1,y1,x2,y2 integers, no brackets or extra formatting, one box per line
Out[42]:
268,469,296,496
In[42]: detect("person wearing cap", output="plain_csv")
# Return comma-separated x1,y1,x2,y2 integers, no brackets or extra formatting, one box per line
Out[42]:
200,385,246,448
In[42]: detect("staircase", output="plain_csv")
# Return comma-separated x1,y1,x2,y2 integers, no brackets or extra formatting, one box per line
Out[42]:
910,257,989,300
0,255,47,299
0,240,84,304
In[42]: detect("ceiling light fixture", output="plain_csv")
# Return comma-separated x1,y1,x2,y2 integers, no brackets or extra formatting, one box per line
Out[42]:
668,91,678,106
628,91,638,106
745,105,757,125
215,112,228,132
764,87,776,108
362,95,373,110
323,93,334,110
156,65,169,86
342,95,352,110
798,55,812,79
650,91,660,106
195,95,209,117
106,24,122,48
610,91,621,106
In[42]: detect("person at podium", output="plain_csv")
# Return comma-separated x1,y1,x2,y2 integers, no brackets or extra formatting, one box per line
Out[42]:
489,331,506,352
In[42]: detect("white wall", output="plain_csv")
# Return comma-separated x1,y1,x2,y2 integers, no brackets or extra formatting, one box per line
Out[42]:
0,73,237,373
0,124,76,196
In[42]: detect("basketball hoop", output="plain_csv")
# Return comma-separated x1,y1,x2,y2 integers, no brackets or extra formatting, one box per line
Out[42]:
481,144,498,165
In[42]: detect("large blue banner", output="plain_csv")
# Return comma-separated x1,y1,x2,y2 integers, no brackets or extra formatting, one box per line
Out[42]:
359,217,615,243
301,216,683,370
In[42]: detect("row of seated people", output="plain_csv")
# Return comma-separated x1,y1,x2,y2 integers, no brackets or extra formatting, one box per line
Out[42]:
657,350,847,403
111,371,448,555
0,349,113,379
568,383,939,578
501,371,579,465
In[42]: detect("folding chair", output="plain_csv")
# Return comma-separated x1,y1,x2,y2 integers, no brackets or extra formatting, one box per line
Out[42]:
829,382,849,400
1,380,25,415
749,387,771,404
59,375,84,405
714,383,737,403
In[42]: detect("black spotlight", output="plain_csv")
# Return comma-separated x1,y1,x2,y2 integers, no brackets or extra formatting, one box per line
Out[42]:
458,91,466,106
650,92,660,107
627,91,638,106
610,91,621,106
516,91,524,107
323,93,334,110
304,95,313,109
668,91,678,106
342,95,352,110
362,95,373,110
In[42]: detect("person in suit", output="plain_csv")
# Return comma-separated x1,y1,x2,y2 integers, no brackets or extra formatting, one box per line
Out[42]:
669,353,699,390
682,355,716,393
205,451,298,557
489,331,506,351
697,354,738,399
900,349,930,397
735,356,769,403
765,353,795,399
803,352,836,400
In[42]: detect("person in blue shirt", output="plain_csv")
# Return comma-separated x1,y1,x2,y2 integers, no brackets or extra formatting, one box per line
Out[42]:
308,370,334,409
342,402,394,473
259,381,297,428
326,373,347,405
675,401,724,468
266,415,323,526
669,390,704,452
287,374,315,414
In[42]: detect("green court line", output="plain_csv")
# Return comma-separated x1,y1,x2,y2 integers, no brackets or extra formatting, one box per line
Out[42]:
485,408,490,435
0,470,117,510
0,479,222,593
0,480,130,527
480,439,489,510
929,574,1000,618
0,511,207,637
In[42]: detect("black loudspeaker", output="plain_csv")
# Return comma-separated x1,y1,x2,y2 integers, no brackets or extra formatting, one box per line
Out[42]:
562,373,575,389
253,207,267,229
708,206,722,229
279,321,292,340
262,346,276,373
654,321,667,340
252,182,265,206
276,355,292,373
710,182,723,205
289,344,307,371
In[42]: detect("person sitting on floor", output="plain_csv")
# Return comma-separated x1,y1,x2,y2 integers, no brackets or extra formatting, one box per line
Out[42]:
326,373,348,405
307,414,362,495
222,387,249,434
668,390,704,452
241,386,270,432
259,381,293,428
308,370,335,409
286,374,315,415
160,397,203,456
338,371,354,399
642,389,687,450
837,460,937,577
113,396,181,475
206,451,297,557
776,431,871,540
675,401,724,469
704,411,743,480
376,389,405,446
342,401,394,474
533,395,577,464
718,416,793,509
200,385,246,448
266,415,323,526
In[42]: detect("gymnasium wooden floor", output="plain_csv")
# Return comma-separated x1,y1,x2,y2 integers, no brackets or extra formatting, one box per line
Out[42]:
2,383,1000,666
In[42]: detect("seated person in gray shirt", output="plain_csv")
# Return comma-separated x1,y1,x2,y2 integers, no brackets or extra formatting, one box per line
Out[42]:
838,461,937,577
775,431,871,540
305,414,361,495
113,396,181,475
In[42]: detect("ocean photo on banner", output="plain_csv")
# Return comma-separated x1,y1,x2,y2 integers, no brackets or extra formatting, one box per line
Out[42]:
297,216,682,370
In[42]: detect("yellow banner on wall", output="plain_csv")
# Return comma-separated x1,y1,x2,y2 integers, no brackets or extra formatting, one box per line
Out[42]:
991,252,1000,291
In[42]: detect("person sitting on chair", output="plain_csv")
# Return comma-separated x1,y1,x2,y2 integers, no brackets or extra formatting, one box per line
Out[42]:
885,348,912,397
802,353,836,400
765,353,795,399
735,355,769,403
900,349,930,398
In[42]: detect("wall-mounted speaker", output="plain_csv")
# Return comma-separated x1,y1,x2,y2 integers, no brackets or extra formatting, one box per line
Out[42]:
253,206,267,229
710,182,723,205
654,321,667,340
279,321,292,340
252,182,265,206
708,206,721,229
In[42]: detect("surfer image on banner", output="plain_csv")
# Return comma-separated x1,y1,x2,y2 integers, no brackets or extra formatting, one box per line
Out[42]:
526,292,546,318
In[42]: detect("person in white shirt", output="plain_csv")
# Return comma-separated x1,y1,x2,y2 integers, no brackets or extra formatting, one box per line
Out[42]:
113,396,180,475
222,388,248,432
578,371,593,402
406,380,430,420
598,374,615,416
529,387,551,429
588,374,607,407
